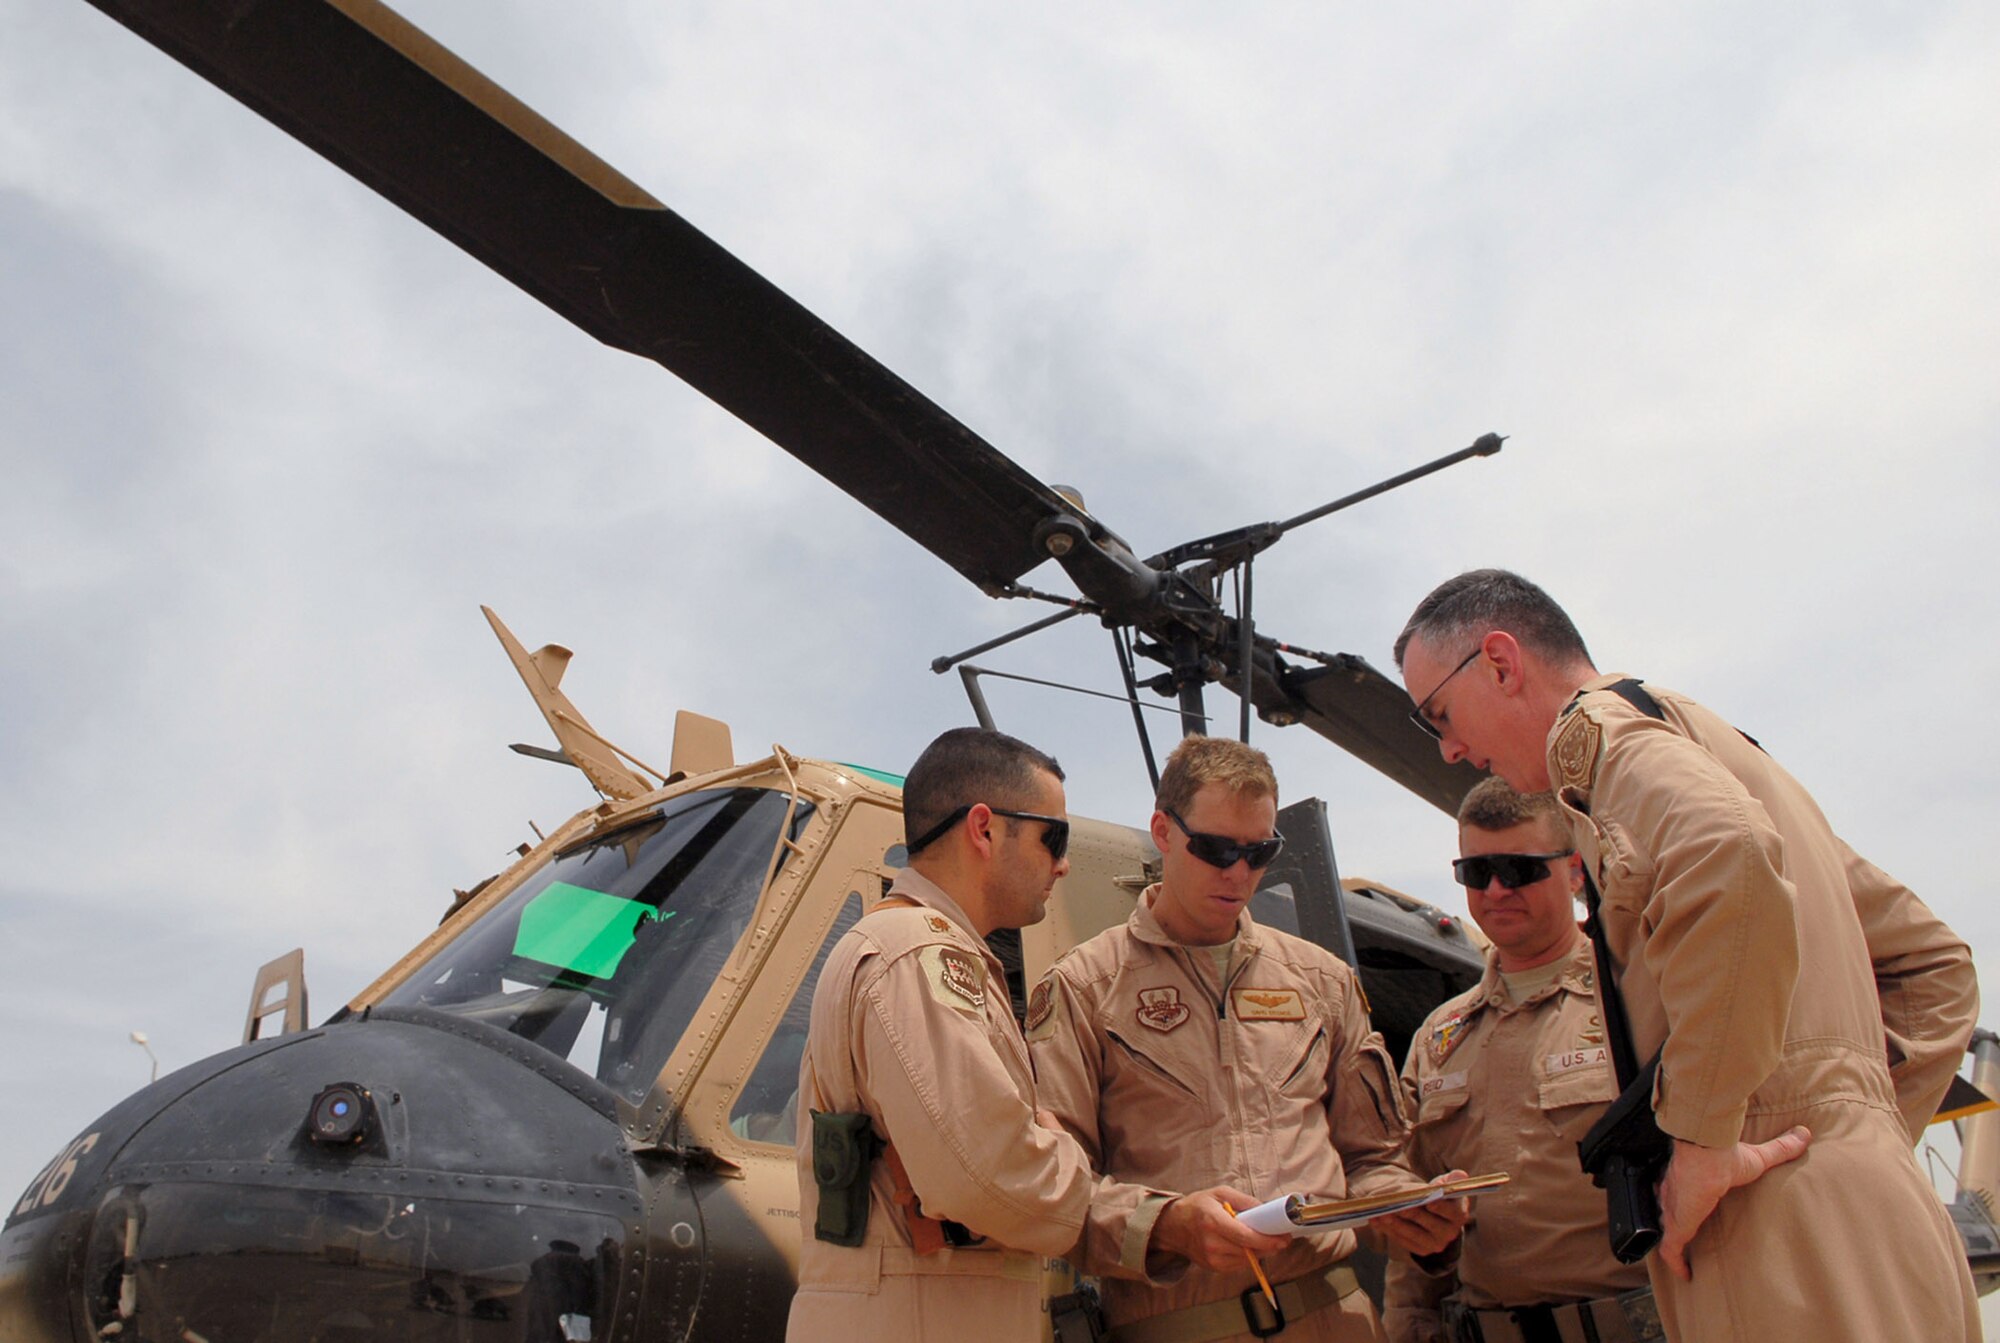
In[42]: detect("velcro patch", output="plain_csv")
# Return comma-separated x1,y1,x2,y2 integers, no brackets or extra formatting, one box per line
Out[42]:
1136,986,1191,1033
1230,987,1306,1021
1025,977,1058,1041
1420,1071,1467,1099
1546,1045,1611,1076
1551,710,1602,793
1427,1011,1470,1068
921,945,986,1012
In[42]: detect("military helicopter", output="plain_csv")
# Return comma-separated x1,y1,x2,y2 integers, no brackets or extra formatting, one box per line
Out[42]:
4,2,1996,1340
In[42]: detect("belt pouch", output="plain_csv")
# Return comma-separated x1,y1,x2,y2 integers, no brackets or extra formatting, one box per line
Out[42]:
811,1109,880,1246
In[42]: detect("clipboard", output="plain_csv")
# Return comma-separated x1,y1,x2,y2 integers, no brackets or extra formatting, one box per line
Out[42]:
1235,1172,1509,1236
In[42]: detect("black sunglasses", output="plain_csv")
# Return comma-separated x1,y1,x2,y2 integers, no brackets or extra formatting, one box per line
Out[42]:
1409,645,1482,741
1164,809,1284,871
1452,851,1574,890
906,804,1071,861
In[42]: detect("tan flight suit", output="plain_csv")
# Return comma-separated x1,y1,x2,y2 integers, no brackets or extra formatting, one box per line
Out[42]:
1383,937,1654,1343
1546,674,1980,1343
1029,890,1412,1342
787,869,1102,1342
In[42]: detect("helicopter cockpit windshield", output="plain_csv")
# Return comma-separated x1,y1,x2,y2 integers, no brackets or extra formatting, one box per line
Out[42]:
379,787,815,1103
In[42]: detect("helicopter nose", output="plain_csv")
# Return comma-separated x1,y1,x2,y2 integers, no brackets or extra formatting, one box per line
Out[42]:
2,1015,670,1343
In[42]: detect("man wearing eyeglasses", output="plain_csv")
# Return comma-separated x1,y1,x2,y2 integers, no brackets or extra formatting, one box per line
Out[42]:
1028,735,1464,1342
1384,778,1656,1343
790,727,1277,1342
1393,569,1978,1343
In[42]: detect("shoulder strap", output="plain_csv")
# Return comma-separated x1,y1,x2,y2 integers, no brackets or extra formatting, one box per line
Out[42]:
1601,676,1763,752
1604,677,1665,721
1581,873,1643,1089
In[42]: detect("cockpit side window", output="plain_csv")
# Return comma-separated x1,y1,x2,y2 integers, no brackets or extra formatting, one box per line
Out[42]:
380,787,814,1103
727,890,865,1146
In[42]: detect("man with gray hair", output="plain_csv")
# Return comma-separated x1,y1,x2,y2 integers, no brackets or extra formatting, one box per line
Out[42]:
1393,569,1978,1342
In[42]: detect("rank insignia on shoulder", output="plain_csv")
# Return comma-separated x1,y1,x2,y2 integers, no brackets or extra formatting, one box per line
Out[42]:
1428,1012,1469,1068
1025,978,1058,1041
1551,709,1602,793
1136,986,1191,1033
925,915,952,934
921,945,986,1011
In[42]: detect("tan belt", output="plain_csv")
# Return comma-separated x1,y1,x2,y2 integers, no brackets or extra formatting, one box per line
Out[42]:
1105,1264,1361,1343
1442,1286,1663,1343
875,1245,1042,1282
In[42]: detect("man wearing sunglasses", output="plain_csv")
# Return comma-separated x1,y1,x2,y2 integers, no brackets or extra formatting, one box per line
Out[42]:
1394,569,1978,1343
1384,778,1655,1343
791,727,1274,1342
1029,736,1464,1342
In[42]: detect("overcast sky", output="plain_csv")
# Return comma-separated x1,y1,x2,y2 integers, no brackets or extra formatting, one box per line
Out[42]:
4,0,1997,1227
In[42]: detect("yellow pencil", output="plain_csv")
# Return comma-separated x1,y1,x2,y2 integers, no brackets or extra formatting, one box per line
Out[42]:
1223,1201,1278,1311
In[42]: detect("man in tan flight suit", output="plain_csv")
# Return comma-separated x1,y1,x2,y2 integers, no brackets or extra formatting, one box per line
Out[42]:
1394,568,1980,1343
1030,735,1467,1343
788,727,1284,1342
1385,778,1656,1343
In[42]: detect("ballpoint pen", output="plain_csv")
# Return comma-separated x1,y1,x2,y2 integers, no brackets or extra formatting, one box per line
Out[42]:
1222,1201,1277,1311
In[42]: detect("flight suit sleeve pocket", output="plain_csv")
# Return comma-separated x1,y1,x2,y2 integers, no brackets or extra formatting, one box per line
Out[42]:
1356,1040,1409,1132
1594,821,1655,920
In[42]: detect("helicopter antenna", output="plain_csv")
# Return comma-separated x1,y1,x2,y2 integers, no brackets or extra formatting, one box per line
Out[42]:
1275,432,1504,536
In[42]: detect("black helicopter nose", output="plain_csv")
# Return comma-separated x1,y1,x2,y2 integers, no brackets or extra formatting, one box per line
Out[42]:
3,1011,670,1343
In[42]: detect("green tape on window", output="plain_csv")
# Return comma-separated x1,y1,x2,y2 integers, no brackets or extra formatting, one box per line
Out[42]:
513,881,663,978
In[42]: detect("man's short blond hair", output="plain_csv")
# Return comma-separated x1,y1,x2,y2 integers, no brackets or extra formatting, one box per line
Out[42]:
1456,775,1562,837
1155,736,1278,816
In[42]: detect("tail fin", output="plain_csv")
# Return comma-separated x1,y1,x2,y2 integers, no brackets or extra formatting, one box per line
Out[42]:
482,606,654,801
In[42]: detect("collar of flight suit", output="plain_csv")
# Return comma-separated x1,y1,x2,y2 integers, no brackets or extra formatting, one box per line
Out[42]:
882,867,1007,980
1130,882,1264,959
1460,933,1597,1021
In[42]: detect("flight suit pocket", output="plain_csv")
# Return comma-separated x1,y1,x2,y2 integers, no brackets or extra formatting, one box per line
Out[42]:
1273,1025,1330,1095
1412,1084,1474,1167
1106,1029,1205,1103
1537,1065,1619,1145
1415,1085,1471,1128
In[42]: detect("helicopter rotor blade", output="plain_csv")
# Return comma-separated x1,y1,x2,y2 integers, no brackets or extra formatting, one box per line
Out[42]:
1243,652,1485,815
81,0,1076,591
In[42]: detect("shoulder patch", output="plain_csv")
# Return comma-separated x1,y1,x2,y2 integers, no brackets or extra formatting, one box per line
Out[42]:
1025,976,1059,1042
1550,709,1603,793
919,944,986,1012
925,914,952,934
